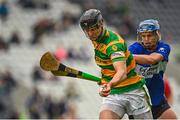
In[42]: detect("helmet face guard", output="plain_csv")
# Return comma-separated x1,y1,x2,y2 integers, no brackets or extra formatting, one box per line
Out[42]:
80,16,101,30
83,25,103,40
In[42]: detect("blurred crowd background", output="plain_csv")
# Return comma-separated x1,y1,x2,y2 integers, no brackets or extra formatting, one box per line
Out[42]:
0,0,180,119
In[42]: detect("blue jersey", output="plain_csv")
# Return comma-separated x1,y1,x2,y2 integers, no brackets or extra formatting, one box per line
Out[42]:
129,41,171,106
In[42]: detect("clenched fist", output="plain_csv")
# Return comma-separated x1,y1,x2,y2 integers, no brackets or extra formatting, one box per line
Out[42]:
99,84,111,97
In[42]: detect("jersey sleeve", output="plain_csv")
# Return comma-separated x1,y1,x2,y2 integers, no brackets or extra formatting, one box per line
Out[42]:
106,43,126,62
156,44,170,61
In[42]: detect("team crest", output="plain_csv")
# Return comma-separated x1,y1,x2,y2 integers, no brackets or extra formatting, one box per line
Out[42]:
159,48,165,52
112,45,118,51
98,44,106,51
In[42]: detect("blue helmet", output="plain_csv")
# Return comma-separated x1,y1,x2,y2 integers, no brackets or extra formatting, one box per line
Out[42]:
137,19,160,33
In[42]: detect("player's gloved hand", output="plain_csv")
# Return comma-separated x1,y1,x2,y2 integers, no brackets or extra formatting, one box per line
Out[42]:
99,84,111,97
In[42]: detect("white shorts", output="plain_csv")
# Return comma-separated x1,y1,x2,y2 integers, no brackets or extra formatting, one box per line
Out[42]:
100,85,152,118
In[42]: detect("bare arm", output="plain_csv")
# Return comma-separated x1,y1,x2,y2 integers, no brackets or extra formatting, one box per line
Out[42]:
100,61,127,96
133,53,164,64
108,61,127,87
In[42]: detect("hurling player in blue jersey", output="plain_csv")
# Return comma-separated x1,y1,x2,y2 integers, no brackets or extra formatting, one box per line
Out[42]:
129,19,177,119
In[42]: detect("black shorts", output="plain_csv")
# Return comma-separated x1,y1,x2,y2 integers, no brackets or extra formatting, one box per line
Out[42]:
128,98,170,119
151,98,170,119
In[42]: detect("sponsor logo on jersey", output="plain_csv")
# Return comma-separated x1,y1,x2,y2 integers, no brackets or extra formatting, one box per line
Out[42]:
136,61,167,78
159,47,165,52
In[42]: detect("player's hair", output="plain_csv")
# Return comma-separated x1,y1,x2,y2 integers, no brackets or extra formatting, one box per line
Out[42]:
137,30,161,43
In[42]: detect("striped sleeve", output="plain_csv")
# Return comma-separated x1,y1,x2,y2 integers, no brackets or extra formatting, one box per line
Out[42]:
106,43,126,62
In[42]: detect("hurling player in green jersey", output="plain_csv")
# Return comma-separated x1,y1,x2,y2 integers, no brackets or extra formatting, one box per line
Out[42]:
79,9,153,119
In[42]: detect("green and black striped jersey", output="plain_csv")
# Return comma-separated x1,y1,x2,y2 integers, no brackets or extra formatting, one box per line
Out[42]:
92,29,145,94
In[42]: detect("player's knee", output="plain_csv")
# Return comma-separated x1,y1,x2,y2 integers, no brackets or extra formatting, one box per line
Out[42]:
99,110,120,119
159,109,177,119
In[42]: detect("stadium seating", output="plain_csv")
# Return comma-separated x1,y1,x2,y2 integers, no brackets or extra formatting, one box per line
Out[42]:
1,0,180,118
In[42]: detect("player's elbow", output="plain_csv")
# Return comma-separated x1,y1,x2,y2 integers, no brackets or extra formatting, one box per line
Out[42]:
122,72,127,80
147,58,158,64
118,69,127,79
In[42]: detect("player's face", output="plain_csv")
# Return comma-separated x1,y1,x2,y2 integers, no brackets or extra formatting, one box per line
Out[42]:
140,32,158,51
83,25,102,41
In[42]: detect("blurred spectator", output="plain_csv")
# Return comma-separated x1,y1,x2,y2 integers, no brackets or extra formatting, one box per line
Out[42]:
57,98,68,119
81,0,95,11
0,0,9,22
2,70,17,94
30,18,55,45
64,81,80,101
67,47,77,60
26,87,44,119
0,70,17,100
119,16,136,39
0,70,18,118
31,66,44,82
43,82,80,119
0,35,9,52
31,65,59,83
55,11,78,32
8,31,22,45
0,102,7,118
17,0,50,10
44,96,54,119
17,0,36,9
44,96,68,119
67,46,90,62
105,0,129,18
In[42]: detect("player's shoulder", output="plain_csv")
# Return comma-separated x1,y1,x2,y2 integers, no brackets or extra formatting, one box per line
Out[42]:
129,42,144,50
108,29,121,39
130,42,142,47
106,29,125,44
128,42,144,54
158,41,171,49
